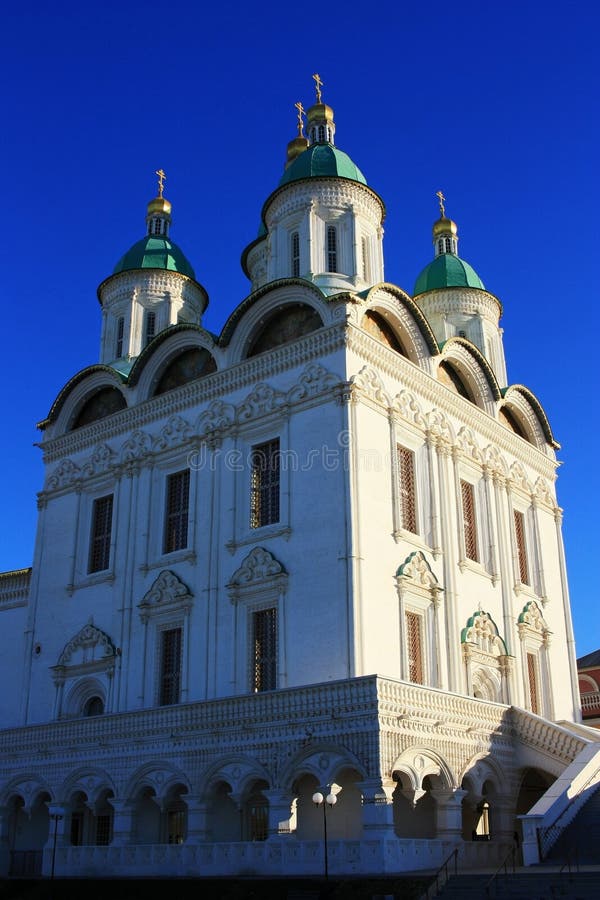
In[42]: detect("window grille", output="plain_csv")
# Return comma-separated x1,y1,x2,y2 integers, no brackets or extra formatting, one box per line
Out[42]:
159,627,182,706
318,124,326,142
514,510,530,585
95,815,112,846
163,469,190,553
437,239,444,255
406,611,424,684
527,651,539,714
70,813,84,846
397,445,417,534
88,494,113,573
250,439,280,529
291,231,300,277
461,480,478,562
252,608,277,692
326,225,338,272
144,310,156,347
445,237,452,253
116,316,124,358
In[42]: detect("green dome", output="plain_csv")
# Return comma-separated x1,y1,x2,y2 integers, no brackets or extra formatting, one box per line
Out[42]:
278,144,367,187
113,235,196,279
414,254,485,295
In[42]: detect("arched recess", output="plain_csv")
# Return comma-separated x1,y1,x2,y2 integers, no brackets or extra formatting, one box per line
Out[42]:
515,768,556,823
70,386,127,429
360,283,439,365
460,755,504,841
220,281,331,363
361,309,408,355
501,385,559,452
437,338,501,412
128,325,220,401
38,365,128,434
246,302,323,357
461,609,511,703
51,622,117,719
390,748,454,840
5,791,51,874
199,755,273,841
152,346,217,396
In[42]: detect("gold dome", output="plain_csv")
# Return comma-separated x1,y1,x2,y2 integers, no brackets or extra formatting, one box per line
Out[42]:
285,136,309,169
433,216,458,238
306,102,335,126
147,196,172,217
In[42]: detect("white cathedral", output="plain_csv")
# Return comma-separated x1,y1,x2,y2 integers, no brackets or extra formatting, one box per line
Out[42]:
1,79,598,881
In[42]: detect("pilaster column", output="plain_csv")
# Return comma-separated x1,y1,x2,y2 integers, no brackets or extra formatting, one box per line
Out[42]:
357,779,395,840
262,790,294,840
107,798,135,846
431,789,467,841
44,804,70,849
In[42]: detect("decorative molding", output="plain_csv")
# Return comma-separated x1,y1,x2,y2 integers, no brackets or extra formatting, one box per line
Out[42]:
81,444,116,478
237,383,286,423
227,547,288,603
47,458,81,490
286,363,338,404
138,570,193,619
350,365,390,407
152,415,193,453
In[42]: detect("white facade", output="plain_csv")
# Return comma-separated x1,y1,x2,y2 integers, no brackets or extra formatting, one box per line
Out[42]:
1,92,598,881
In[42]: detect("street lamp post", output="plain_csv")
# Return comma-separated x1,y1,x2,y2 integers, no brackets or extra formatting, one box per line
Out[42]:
312,789,337,879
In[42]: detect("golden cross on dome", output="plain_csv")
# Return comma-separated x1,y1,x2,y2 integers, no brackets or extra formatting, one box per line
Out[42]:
156,168,167,198
294,101,305,137
436,190,446,217
312,73,323,103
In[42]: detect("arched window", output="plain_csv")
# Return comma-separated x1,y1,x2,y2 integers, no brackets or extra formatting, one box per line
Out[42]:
437,239,444,255
246,304,323,357
115,316,125,358
499,405,531,442
326,225,338,272
445,237,452,253
144,310,156,347
317,124,326,142
361,236,369,282
153,348,217,396
71,387,126,430
291,231,300,277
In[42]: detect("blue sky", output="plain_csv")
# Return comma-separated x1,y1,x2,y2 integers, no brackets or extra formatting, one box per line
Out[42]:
2,2,598,656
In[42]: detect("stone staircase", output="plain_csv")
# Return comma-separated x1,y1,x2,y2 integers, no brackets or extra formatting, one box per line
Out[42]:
429,870,600,899
544,783,600,865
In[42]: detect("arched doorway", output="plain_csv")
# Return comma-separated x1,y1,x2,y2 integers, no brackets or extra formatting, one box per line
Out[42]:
7,792,50,876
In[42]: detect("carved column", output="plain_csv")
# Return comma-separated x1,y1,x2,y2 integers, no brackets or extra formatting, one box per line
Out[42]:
183,798,210,844
262,790,295,840
357,779,395,840
425,432,441,556
107,798,135,846
553,506,581,720
431,789,467,841
437,441,460,692
482,466,499,583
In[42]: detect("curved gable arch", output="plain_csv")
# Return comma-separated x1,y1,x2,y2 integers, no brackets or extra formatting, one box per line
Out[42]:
362,283,439,362
39,365,127,434
220,280,331,363
438,338,501,412
502,385,559,450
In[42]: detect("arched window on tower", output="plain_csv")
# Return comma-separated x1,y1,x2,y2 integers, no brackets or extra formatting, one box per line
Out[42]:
445,237,452,253
361,236,370,282
144,310,156,347
291,231,300,277
437,239,445,255
317,124,326,142
326,225,338,272
115,316,125,358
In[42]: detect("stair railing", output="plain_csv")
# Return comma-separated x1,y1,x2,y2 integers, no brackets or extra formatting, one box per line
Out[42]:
484,843,516,898
538,765,600,859
421,847,459,899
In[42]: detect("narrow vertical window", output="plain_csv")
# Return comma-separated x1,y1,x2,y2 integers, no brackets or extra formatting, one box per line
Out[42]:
445,237,452,253
95,815,112,846
167,807,186,844
291,231,300,277
159,627,182,705
397,445,417,534
144,310,156,347
527,651,539,714
250,439,280,529
326,225,338,272
88,494,113,574
361,235,369,282
252,608,277,692
461,479,478,562
116,316,124,358
163,469,190,553
406,611,423,684
514,510,530,585
317,124,326,143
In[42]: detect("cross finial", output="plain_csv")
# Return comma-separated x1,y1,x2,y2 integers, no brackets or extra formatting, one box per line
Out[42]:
156,168,167,198
294,101,305,137
436,190,446,218
312,73,323,104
